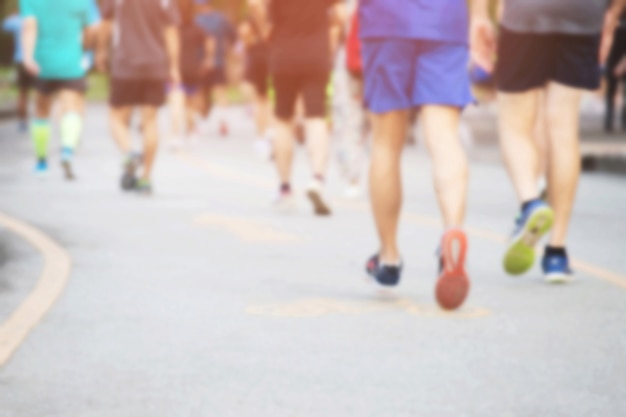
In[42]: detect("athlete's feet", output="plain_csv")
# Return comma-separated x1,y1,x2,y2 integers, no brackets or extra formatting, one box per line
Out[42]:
34,159,49,178
219,120,229,138
365,254,402,287
121,153,141,191
273,190,296,212
134,179,153,196
503,199,554,276
542,248,573,284
306,179,331,216
435,229,470,310
60,148,75,181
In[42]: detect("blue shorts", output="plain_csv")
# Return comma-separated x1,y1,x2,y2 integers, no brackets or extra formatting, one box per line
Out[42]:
362,39,474,113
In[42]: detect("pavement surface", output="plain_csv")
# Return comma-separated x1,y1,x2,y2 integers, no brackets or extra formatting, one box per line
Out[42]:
1,104,626,416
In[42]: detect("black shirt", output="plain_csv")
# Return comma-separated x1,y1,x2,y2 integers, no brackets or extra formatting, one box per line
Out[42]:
269,0,337,74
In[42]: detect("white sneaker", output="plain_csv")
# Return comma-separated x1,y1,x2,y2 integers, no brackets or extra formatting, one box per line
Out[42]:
273,191,296,213
344,184,361,200
306,179,331,216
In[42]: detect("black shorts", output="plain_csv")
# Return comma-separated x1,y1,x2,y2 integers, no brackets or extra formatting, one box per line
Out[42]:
203,67,227,89
273,71,328,120
16,64,36,90
36,78,87,96
110,78,166,108
496,26,601,93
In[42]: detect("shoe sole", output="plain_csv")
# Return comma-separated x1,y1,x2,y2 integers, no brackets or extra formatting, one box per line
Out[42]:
121,161,138,191
61,160,75,181
436,229,470,311
503,207,555,276
307,189,331,216
544,272,571,285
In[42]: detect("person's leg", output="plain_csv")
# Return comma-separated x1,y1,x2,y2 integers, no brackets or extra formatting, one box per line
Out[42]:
32,89,54,171
533,90,549,193
498,90,542,203
420,105,467,228
213,83,229,136
605,69,618,132
18,87,29,126
57,88,84,162
168,87,186,147
271,72,298,196
139,106,159,182
543,82,584,248
369,110,408,263
109,106,133,153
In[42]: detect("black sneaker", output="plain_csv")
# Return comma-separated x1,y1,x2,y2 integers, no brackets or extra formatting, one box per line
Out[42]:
365,254,402,287
120,154,141,191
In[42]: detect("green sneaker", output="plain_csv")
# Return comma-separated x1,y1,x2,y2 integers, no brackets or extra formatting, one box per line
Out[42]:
503,200,555,276
134,179,153,196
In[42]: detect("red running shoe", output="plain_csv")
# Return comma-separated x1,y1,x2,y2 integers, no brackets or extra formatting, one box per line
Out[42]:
435,229,470,310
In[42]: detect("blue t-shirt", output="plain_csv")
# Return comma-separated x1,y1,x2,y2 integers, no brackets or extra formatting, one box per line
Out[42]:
20,0,99,79
359,0,469,44
196,11,236,68
2,15,23,63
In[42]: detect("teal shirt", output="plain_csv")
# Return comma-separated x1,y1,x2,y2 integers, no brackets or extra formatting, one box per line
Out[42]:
20,0,98,79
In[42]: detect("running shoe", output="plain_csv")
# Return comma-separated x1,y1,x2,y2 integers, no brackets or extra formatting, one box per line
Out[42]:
542,251,573,284
503,200,555,276
134,179,153,195
34,159,49,178
365,254,402,287
306,179,331,216
435,229,470,310
273,190,296,212
120,154,141,191
61,149,75,181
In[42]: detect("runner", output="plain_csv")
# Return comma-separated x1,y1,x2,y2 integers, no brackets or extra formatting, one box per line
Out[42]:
266,0,343,216
333,4,368,199
99,0,180,195
471,0,626,282
239,0,272,154
2,8,34,132
20,0,100,179
168,0,215,150
359,0,473,310
195,0,236,138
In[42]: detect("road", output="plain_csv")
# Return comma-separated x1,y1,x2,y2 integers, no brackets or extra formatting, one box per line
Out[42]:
1,104,625,416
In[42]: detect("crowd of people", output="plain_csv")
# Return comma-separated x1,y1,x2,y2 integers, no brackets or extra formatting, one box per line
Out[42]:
2,0,626,310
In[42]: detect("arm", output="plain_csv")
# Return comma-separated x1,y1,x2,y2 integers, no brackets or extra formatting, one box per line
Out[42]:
470,0,497,73
164,25,181,84
600,0,626,64
22,17,39,76
96,19,112,73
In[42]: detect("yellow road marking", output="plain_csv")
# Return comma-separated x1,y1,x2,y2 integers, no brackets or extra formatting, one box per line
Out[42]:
247,297,491,319
176,152,626,292
194,213,302,243
0,211,71,367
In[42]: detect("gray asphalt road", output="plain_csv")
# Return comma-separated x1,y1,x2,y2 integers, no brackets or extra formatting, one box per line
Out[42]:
0,105,625,417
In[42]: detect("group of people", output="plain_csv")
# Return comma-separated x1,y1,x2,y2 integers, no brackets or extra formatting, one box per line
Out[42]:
3,0,626,310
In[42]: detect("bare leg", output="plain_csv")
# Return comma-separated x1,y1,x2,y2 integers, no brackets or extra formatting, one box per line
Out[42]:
544,82,583,247
18,87,29,123
498,90,541,203
109,106,133,153
140,106,159,181
168,89,186,141
421,105,468,228
304,117,330,178
273,117,294,184
534,91,549,186
369,110,408,263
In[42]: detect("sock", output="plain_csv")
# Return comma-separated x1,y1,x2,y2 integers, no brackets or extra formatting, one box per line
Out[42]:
521,198,542,213
31,119,51,160
60,112,82,152
280,183,291,194
545,246,567,257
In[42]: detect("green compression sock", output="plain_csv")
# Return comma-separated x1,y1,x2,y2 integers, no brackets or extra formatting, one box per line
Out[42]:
31,119,51,160
61,112,83,150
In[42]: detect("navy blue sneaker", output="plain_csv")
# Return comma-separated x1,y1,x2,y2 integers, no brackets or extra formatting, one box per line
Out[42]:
503,199,554,276
366,254,402,287
542,252,573,284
